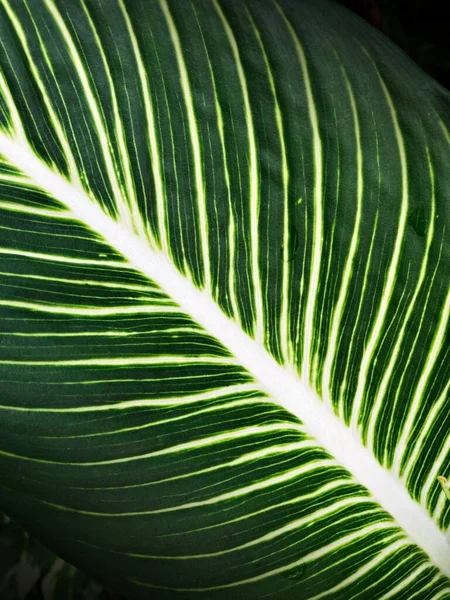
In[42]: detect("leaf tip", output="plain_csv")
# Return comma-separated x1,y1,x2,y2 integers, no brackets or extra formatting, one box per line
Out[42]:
438,475,450,500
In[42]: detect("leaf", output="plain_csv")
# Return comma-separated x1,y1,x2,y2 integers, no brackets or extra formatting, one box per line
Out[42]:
0,0,449,598
438,477,450,502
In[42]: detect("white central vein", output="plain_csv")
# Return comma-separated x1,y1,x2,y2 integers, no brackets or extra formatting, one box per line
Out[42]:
0,133,449,577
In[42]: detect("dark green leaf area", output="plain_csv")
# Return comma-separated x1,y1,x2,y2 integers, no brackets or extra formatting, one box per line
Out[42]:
1,476,422,600
0,0,449,598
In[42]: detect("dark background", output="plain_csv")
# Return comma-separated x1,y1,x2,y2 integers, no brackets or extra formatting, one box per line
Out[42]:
336,0,450,89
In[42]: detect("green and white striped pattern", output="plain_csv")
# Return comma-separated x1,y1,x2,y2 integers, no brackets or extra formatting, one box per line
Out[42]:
0,0,449,598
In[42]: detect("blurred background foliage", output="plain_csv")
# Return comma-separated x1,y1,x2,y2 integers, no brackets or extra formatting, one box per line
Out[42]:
0,0,448,598
0,513,120,600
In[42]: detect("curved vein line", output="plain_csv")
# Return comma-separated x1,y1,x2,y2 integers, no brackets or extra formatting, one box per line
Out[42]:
275,2,323,382
212,0,263,341
158,0,210,290
350,65,409,432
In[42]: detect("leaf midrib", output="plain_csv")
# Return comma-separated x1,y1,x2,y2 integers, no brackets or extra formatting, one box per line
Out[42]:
0,131,449,577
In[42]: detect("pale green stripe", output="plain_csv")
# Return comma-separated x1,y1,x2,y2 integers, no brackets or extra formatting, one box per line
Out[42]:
394,287,450,476
366,148,436,448
0,247,127,267
118,0,165,249
43,0,126,219
131,522,400,591
213,0,264,341
22,458,336,516
276,3,323,382
321,57,363,404
350,65,409,431
0,383,260,412
0,355,235,366
159,0,210,289
0,300,177,316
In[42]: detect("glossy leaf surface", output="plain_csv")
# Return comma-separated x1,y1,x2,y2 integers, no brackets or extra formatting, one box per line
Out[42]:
0,0,449,598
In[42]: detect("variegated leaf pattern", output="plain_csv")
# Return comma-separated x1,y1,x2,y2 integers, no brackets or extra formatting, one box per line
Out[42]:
0,0,449,598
